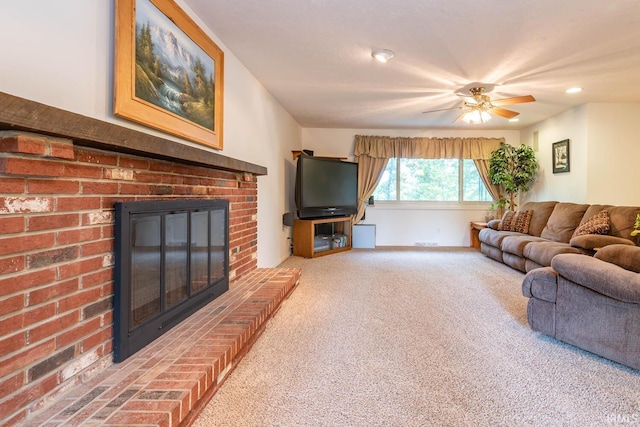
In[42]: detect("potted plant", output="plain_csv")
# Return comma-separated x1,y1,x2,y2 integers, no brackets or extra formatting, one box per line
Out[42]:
488,142,539,210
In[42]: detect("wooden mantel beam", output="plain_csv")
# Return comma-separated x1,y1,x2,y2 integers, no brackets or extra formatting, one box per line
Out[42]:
0,91,267,176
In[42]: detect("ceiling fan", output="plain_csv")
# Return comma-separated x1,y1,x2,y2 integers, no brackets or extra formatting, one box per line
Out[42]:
423,87,535,124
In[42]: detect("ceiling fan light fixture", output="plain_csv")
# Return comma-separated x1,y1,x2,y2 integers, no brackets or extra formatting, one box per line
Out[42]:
462,108,491,124
566,87,582,94
372,49,395,63
423,86,534,125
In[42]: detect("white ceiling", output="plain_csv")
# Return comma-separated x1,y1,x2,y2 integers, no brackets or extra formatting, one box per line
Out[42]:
183,0,640,130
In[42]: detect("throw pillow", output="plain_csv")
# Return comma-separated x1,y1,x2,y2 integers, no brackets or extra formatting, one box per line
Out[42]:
497,210,516,231
510,210,533,234
572,209,610,238
498,210,533,234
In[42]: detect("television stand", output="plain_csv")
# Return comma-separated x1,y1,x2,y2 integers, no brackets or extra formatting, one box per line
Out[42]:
293,216,352,258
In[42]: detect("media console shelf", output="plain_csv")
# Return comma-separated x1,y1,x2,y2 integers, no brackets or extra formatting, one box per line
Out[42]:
293,216,352,258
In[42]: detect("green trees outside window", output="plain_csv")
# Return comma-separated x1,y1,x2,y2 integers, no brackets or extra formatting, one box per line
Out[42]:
373,159,492,202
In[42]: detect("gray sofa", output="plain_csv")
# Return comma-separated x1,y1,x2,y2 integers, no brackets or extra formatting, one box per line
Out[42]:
522,245,640,370
479,201,639,272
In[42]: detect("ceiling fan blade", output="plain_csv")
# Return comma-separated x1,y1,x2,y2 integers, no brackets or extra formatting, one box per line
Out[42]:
490,107,520,119
453,112,467,123
491,95,535,106
423,106,463,114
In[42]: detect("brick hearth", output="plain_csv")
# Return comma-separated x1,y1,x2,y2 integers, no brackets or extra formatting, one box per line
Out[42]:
22,267,301,426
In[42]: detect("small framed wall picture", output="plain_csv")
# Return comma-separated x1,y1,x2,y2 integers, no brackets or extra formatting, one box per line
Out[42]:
552,139,570,173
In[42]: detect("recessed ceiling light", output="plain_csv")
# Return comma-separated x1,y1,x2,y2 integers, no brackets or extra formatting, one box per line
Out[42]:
509,118,520,122
566,87,583,94
372,49,395,63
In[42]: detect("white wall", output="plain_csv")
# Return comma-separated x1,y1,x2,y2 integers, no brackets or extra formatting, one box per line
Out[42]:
0,0,302,267
520,105,589,203
301,128,521,246
585,103,640,205
358,205,490,247
521,103,639,205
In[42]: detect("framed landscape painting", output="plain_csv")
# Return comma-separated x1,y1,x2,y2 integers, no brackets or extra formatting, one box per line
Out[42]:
114,0,224,149
552,139,570,173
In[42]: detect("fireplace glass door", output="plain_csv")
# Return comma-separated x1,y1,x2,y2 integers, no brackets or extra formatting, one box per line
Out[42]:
114,199,229,362
131,215,162,326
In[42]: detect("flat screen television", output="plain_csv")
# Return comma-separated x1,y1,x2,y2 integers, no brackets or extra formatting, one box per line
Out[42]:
295,155,359,219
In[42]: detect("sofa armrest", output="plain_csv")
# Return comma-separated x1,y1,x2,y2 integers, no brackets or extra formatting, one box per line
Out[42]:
487,219,501,230
595,244,640,273
569,234,635,250
551,253,640,303
522,267,558,302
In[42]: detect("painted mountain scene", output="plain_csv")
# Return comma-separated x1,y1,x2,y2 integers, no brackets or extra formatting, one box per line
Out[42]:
134,0,215,131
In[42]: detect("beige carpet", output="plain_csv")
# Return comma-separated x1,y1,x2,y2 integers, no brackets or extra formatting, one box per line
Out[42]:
193,248,640,426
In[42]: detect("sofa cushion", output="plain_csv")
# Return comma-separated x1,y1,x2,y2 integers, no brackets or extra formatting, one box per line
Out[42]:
523,240,585,268
569,234,635,250
540,203,590,243
525,259,545,272
607,206,640,240
503,252,527,272
572,209,609,238
501,235,547,257
519,201,558,237
595,244,640,274
480,242,505,263
498,210,532,233
478,228,521,247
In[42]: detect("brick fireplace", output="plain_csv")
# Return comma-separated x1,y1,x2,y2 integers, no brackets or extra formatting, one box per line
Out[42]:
0,92,271,424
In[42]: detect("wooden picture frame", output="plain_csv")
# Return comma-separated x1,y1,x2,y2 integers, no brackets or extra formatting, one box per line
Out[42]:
114,0,224,149
552,139,570,173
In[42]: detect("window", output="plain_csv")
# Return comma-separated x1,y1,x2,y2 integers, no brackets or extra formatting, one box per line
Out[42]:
373,158,492,202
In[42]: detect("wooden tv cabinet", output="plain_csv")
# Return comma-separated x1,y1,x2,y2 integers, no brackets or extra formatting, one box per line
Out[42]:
293,216,352,258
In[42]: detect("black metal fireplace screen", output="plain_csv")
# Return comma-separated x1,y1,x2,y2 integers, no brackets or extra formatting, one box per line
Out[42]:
114,199,229,362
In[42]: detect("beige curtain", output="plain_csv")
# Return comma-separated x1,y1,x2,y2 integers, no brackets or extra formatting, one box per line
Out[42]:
354,135,504,159
473,159,501,201
353,135,505,223
354,156,389,223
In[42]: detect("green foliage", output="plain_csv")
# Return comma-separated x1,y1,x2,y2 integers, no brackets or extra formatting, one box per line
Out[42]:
488,143,539,210
136,22,156,71
631,213,640,237
400,158,458,201
372,158,492,202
